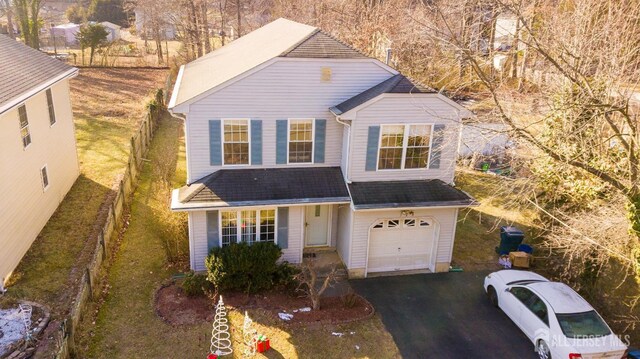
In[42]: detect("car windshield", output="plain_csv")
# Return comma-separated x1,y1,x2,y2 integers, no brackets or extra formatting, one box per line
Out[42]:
556,311,611,338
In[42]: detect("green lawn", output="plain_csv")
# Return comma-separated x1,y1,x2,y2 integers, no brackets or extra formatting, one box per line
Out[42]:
1,69,168,315
77,116,400,359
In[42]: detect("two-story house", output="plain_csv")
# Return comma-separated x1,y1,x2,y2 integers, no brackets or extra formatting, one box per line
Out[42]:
0,35,80,290
169,18,475,278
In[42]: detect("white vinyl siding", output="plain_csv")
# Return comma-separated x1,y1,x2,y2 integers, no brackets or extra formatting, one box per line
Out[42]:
348,96,462,183
348,208,458,272
184,59,394,181
0,80,79,285
336,204,353,267
189,206,305,272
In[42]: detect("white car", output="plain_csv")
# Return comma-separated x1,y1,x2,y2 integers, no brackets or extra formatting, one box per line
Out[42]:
484,270,628,359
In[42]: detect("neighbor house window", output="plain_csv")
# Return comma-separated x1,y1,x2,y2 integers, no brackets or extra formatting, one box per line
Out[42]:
46,89,56,126
378,124,432,170
223,119,249,165
41,165,49,190
220,209,276,245
288,119,313,163
18,105,31,148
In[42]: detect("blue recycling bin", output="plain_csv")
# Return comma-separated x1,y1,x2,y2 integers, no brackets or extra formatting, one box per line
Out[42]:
628,348,640,359
497,226,525,255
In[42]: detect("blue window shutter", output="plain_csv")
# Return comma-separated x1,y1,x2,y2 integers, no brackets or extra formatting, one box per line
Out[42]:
206,210,219,252
276,120,288,164
209,120,222,166
365,126,380,171
277,207,289,249
314,119,326,163
251,119,262,165
429,124,446,169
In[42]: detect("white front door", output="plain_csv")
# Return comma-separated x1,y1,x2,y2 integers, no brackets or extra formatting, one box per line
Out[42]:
305,205,330,246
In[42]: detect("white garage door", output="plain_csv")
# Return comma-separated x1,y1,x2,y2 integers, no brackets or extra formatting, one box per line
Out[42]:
368,218,435,273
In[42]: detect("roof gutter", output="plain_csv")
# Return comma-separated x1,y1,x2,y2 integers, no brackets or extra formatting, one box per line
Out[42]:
167,64,185,111
0,67,78,115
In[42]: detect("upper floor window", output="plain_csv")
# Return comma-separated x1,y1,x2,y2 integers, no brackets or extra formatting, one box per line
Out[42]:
288,119,314,163
220,209,276,246
46,89,56,126
378,124,432,170
41,165,49,190
18,105,31,148
223,119,249,165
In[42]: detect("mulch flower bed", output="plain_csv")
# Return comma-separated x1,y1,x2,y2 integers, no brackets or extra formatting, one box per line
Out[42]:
155,283,374,326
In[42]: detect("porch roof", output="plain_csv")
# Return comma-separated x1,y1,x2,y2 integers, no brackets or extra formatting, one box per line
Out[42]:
348,179,476,210
172,167,350,210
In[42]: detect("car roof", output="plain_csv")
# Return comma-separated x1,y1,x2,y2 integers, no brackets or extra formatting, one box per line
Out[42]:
528,282,593,313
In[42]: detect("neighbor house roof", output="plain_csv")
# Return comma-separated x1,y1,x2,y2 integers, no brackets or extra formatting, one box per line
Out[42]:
348,179,476,210
100,21,121,30
172,167,351,209
169,18,374,110
0,35,77,114
330,74,436,115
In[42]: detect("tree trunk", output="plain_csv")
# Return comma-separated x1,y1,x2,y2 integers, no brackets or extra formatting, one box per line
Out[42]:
154,26,164,64
3,0,16,39
236,0,241,38
89,46,95,65
510,17,521,79
29,0,40,49
201,0,211,53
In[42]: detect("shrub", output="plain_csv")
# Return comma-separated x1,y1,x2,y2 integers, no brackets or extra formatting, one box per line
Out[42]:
341,290,359,309
182,271,213,297
205,242,293,293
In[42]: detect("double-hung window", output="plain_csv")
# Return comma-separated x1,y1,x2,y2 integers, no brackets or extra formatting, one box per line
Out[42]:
18,105,31,148
220,209,276,246
223,119,250,165
46,89,56,126
378,124,432,170
288,119,314,163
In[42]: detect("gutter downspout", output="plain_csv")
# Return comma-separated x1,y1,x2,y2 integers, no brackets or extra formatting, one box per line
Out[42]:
335,115,352,183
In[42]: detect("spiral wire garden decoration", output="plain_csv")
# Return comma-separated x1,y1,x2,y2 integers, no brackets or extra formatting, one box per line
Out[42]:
210,296,233,356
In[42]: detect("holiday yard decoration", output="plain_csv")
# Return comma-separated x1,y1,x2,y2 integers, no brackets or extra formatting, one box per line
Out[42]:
209,297,232,357
242,311,257,356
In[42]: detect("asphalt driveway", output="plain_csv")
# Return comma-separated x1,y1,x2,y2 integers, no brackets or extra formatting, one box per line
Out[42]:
351,271,538,359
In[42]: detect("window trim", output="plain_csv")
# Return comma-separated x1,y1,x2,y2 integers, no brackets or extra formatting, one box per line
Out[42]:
41,164,50,191
218,208,278,246
221,118,251,166
18,104,31,150
376,123,434,171
287,118,315,165
46,88,57,127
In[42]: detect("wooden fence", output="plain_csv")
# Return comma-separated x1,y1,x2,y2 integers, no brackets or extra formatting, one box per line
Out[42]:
54,89,165,359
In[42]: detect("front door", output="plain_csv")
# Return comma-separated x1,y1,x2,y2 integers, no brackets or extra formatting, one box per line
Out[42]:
305,205,329,246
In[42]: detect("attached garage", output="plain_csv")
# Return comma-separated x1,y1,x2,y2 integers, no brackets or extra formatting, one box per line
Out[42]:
367,217,437,273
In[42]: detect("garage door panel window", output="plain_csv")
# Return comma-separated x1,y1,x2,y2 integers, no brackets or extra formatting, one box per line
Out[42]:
403,219,416,227
378,124,433,170
419,219,430,227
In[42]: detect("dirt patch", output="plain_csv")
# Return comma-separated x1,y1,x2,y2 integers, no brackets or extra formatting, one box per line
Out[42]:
155,284,215,326
155,284,373,327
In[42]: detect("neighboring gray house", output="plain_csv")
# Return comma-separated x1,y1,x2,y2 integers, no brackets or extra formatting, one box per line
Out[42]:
169,18,475,278
100,21,121,42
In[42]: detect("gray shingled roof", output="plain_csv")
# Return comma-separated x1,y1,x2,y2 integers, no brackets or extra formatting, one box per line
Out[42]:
348,179,476,210
0,35,76,114
330,74,436,115
177,167,350,208
280,29,367,59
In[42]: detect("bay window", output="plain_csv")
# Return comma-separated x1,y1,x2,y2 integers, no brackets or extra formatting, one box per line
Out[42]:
378,124,433,170
220,209,276,246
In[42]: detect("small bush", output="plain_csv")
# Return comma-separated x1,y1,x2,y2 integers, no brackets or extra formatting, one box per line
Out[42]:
182,271,213,297
341,290,359,309
205,242,294,293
